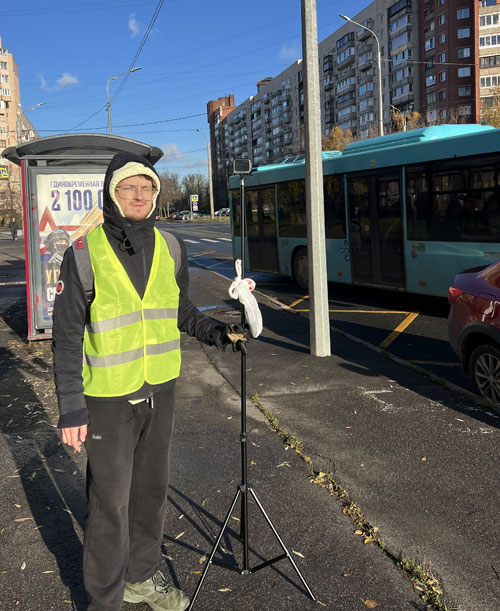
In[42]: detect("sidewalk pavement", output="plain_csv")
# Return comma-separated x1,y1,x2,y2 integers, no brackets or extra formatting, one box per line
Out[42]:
0,264,498,611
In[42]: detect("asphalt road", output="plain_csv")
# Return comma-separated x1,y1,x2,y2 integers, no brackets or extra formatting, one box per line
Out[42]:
0,223,471,398
161,221,470,397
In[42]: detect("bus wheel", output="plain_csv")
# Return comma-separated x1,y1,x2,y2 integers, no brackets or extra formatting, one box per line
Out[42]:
293,247,308,290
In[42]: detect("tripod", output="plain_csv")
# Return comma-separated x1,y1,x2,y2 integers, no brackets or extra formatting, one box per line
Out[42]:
188,168,316,610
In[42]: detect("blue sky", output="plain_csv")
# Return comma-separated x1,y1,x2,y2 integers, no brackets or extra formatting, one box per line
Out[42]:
2,0,366,177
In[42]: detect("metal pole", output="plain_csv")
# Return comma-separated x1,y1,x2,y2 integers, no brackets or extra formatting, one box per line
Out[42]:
106,77,114,134
340,14,384,137
196,129,215,219
106,68,142,135
301,0,331,357
17,102,45,144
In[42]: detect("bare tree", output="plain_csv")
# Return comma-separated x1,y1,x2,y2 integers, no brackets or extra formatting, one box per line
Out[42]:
481,86,500,127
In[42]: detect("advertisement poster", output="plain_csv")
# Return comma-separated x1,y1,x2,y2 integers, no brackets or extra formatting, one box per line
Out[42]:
36,173,104,323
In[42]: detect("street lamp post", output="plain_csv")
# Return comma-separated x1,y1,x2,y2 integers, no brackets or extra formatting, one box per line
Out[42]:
340,14,384,138
17,102,45,143
195,128,215,220
106,67,141,134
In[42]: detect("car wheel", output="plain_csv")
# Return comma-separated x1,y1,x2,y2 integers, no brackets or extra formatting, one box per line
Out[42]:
468,343,500,404
292,247,308,291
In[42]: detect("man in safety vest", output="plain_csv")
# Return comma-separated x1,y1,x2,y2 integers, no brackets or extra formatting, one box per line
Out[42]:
52,152,246,611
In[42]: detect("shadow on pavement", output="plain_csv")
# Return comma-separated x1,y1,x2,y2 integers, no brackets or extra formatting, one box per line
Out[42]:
0,314,88,609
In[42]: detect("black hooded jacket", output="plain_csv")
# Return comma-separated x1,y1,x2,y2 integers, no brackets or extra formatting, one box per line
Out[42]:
52,152,224,429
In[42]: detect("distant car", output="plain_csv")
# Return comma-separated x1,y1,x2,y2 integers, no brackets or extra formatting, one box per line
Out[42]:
448,259,500,405
215,207,230,216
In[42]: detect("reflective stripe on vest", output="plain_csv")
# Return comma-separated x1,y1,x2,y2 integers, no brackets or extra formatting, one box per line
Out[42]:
82,226,181,397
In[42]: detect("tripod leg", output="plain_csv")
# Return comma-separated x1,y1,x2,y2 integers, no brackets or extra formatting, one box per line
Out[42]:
249,488,316,601
188,488,242,610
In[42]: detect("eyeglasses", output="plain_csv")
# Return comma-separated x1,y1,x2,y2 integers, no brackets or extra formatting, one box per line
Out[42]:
115,185,157,200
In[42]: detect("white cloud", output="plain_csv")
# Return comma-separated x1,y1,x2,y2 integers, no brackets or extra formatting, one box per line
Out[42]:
128,13,140,38
38,72,79,91
56,73,79,90
162,143,182,159
278,42,300,61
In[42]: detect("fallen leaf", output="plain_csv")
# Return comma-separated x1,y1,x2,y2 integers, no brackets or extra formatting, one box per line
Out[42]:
175,531,185,540
292,550,305,558
14,518,33,523
14,504,21,508
354,530,363,535
227,416,232,420
276,461,291,468
190,570,201,574
20,561,26,571
421,457,427,462
316,602,327,607
218,588,232,592
362,599,379,608
231,517,240,522
345,426,352,429
199,555,207,565
250,460,256,467
42,570,55,574
201,499,208,507
343,573,352,577
364,537,375,544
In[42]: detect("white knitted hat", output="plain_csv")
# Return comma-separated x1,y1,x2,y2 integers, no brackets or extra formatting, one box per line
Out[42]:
109,161,161,218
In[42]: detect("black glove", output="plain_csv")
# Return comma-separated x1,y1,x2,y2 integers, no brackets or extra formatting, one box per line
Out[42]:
220,323,248,354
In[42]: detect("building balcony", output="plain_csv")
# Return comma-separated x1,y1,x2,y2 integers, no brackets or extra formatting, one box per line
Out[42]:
283,111,292,123
392,90,413,105
357,20,373,41
358,54,374,71
337,54,356,70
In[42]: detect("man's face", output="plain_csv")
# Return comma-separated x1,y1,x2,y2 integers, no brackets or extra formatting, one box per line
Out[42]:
115,175,155,221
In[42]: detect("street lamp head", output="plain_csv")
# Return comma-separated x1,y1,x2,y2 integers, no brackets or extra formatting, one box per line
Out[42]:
339,14,350,21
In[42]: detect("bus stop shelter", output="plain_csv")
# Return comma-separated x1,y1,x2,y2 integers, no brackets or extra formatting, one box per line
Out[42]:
2,133,163,340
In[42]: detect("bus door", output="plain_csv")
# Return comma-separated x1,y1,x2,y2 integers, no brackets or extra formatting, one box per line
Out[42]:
246,187,279,272
347,173,405,289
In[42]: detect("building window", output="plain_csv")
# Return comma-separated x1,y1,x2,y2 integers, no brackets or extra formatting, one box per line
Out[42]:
427,92,436,104
439,108,447,119
426,74,436,87
458,86,472,96
439,71,447,82
458,28,471,39
458,105,472,115
425,37,436,51
0,61,7,70
481,75,500,87
480,13,499,27
438,33,446,44
0,74,9,83
438,14,446,25
438,52,446,64
480,35,500,48
1,88,10,96
439,89,447,101
458,47,471,58
458,8,471,19
427,109,437,122
458,66,471,77
438,0,445,5
482,0,497,6
426,56,435,69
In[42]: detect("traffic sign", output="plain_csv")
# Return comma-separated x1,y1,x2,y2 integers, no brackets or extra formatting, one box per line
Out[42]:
190,194,198,202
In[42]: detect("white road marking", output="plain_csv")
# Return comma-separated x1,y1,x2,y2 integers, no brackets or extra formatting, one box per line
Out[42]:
183,239,200,244
200,238,220,243
219,237,232,241
361,389,395,413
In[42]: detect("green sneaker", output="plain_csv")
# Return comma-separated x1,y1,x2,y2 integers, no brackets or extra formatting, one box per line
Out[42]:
123,570,190,611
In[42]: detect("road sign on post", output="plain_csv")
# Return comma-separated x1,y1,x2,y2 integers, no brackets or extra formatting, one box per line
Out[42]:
190,194,198,218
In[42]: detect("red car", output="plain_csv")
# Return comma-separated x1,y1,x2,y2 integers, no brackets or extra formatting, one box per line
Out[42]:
448,260,500,405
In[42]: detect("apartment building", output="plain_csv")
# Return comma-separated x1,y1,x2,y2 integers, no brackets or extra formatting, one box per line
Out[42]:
479,0,500,109
0,35,39,219
207,0,497,195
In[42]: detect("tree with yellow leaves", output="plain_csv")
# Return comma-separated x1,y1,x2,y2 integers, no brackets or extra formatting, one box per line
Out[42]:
481,85,500,128
322,126,354,151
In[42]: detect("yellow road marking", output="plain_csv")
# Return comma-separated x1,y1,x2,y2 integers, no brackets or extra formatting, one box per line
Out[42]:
293,309,411,314
409,360,462,367
288,295,309,308
379,312,419,350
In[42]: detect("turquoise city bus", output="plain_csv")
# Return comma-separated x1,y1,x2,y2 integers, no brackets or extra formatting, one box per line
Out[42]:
228,124,500,297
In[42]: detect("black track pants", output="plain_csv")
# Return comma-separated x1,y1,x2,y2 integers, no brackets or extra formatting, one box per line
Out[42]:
83,387,175,611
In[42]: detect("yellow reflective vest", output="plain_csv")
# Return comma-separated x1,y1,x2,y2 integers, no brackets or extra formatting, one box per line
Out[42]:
82,226,181,397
